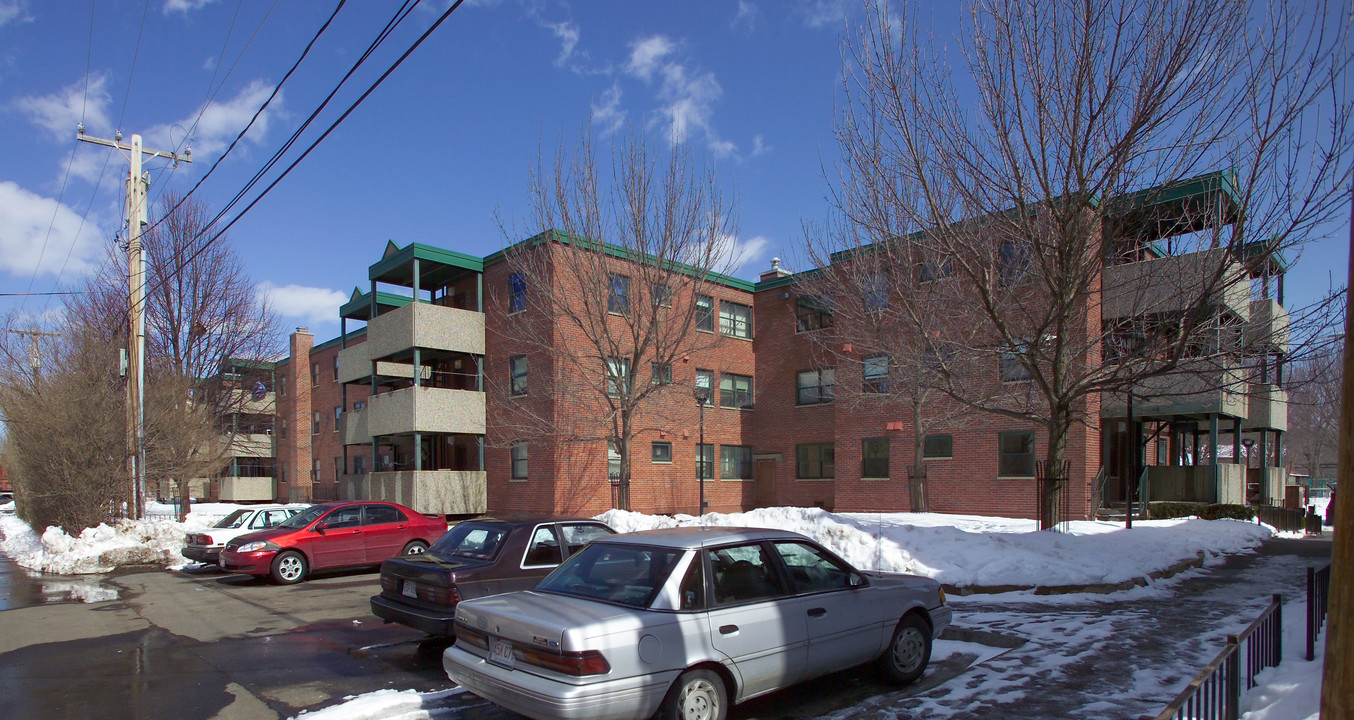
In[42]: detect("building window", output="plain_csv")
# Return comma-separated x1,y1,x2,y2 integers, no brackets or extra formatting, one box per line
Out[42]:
696,444,714,479
608,440,622,478
998,431,1036,477
796,296,833,332
651,362,672,385
796,368,835,405
695,295,714,332
923,434,953,460
510,355,528,396
919,254,952,282
353,455,366,475
652,442,672,463
1000,344,1032,382
311,363,319,386
796,443,835,479
998,240,1030,287
354,400,366,410
334,457,342,481
695,370,715,405
862,437,889,478
312,412,320,435
606,357,631,397
720,446,753,480
508,273,527,314
511,441,528,479
312,459,320,482
333,354,339,382
608,274,631,314
280,417,287,439
863,270,888,311
279,375,287,396
334,406,341,431
719,301,752,339
651,282,672,308
720,373,753,409
863,355,890,394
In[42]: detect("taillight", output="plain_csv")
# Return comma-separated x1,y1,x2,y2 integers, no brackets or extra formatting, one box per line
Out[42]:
200,534,214,545
520,648,611,676
418,584,460,606
379,575,398,594
456,623,489,650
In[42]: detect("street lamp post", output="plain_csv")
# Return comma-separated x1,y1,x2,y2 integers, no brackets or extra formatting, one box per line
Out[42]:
694,376,712,518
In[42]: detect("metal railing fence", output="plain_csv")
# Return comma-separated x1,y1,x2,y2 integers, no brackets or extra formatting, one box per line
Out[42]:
1308,564,1330,661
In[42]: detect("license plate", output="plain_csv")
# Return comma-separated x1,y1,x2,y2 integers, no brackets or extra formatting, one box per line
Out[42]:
402,580,418,599
218,556,226,569
489,638,515,668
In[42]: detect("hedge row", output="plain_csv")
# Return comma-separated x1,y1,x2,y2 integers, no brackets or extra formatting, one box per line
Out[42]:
1147,502,1256,521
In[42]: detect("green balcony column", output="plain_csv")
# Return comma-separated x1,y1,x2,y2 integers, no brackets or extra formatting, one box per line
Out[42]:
1209,414,1220,502
412,257,421,302
477,435,484,472
476,272,483,313
1233,418,1242,464
414,432,422,472
413,347,421,389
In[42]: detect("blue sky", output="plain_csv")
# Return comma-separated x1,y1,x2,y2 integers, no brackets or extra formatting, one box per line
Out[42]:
0,0,1347,346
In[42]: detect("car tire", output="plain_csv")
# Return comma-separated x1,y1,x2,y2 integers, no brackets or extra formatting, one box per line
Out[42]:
270,551,308,585
878,613,931,685
661,668,726,720
402,540,428,555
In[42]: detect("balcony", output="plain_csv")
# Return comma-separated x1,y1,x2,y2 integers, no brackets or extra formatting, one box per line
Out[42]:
366,385,486,437
1245,299,1289,351
219,476,275,502
339,407,369,446
1244,383,1287,431
338,342,434,385
1102,249,1250,322
339,470,486,515
228,388,275,415
1102,361,1248,419
225,432,273,458
366,302,485,362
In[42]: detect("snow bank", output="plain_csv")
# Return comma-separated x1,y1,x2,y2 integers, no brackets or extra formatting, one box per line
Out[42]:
596,507,1273,588
0,513,198,574
291,688,466,720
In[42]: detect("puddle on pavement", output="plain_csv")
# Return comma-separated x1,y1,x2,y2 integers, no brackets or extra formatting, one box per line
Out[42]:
0,551,121,610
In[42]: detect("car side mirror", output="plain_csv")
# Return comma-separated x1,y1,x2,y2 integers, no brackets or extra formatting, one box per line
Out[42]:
849,572,866,588
314,522,328,534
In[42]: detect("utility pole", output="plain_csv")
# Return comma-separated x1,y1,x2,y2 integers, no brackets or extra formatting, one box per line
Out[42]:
75,126,190,519
6,329,61,378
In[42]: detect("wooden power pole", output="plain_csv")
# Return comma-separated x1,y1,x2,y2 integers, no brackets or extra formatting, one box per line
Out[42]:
75,127,190,519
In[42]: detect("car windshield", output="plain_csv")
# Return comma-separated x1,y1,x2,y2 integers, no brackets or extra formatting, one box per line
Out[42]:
429,523,508,560
213,510,250,529
537,543,684,608
278,505,325,529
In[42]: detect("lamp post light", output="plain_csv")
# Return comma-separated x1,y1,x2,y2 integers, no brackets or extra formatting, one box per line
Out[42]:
694,376,712,518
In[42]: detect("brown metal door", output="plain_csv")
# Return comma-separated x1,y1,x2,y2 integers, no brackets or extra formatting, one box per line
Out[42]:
755,459,776,508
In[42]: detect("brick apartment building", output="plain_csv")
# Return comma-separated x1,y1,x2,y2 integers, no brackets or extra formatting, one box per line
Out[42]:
212,170,1291,522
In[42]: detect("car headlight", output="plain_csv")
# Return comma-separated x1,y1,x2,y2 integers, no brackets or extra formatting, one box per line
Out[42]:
237,541,271,553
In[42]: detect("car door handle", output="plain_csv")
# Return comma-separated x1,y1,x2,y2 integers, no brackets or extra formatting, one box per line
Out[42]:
719,625,738,635
808,608,827,617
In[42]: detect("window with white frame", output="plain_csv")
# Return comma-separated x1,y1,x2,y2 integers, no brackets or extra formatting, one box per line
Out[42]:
719,301,752,339
796,368,834,405
511,441,528,479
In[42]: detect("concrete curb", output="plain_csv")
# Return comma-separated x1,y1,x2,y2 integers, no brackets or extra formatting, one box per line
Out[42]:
941,551,1207,596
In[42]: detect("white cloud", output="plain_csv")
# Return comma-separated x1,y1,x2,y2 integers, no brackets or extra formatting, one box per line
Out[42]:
712,233,771,275
732,1,759,32
163,0,216,14
259,283,346,327
545,20,580,67
626,35,675,82
0,181,106,280
750,134,770,157
145,79,281,160
0,1,30,28
591,83,626,136
15,74,112,143
799,0,848,29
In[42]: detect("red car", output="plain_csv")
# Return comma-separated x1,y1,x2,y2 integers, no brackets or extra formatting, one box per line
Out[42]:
218,501,448,584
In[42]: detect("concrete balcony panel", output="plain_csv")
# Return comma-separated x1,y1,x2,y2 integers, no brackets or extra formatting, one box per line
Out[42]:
1243,384,1287,431
340,470,486,515
1101,362,1248,419
366,386,486,437
226,433,274,458
367,302,485,361
1245,299,1289,351
227,388,275,415
340,408,370,445
337,344,370,384
220,476,275,502
1103,250,1250,322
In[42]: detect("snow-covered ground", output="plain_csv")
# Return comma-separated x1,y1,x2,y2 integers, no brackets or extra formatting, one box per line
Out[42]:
0,502,1332,719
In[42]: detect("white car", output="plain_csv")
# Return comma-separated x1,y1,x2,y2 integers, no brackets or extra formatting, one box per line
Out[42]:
183,505,307,565
444,526,952,720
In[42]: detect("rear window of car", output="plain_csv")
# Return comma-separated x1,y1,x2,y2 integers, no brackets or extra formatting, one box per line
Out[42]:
429,523,508,560
214,509,251,529
537,543,684,608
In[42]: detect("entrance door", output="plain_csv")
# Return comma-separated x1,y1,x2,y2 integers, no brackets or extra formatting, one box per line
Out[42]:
755,459,776,508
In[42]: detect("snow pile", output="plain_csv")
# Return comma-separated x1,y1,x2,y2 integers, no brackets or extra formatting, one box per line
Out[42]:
291,688,465,720
595,507,1273,588
0,514,198,574
0,500,15,513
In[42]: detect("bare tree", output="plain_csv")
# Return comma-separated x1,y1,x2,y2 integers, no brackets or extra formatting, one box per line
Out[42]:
493,130,736,511
1286,341,1342,482
827,0,1353,487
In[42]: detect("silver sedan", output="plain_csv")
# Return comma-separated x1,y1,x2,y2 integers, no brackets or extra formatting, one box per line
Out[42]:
444,526,952,720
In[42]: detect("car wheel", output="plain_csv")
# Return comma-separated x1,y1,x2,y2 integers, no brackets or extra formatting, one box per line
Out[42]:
270,551,308,585
878,613,931,685
402,540,428,556
661,668,726,720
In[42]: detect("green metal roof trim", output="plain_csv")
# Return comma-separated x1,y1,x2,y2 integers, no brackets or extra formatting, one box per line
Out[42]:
368,241,485,284
754,266,825,292
1108,169,1241,217
339,290,414,320
483,229,757,293
312,327,367,354
1239,239,1290,273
